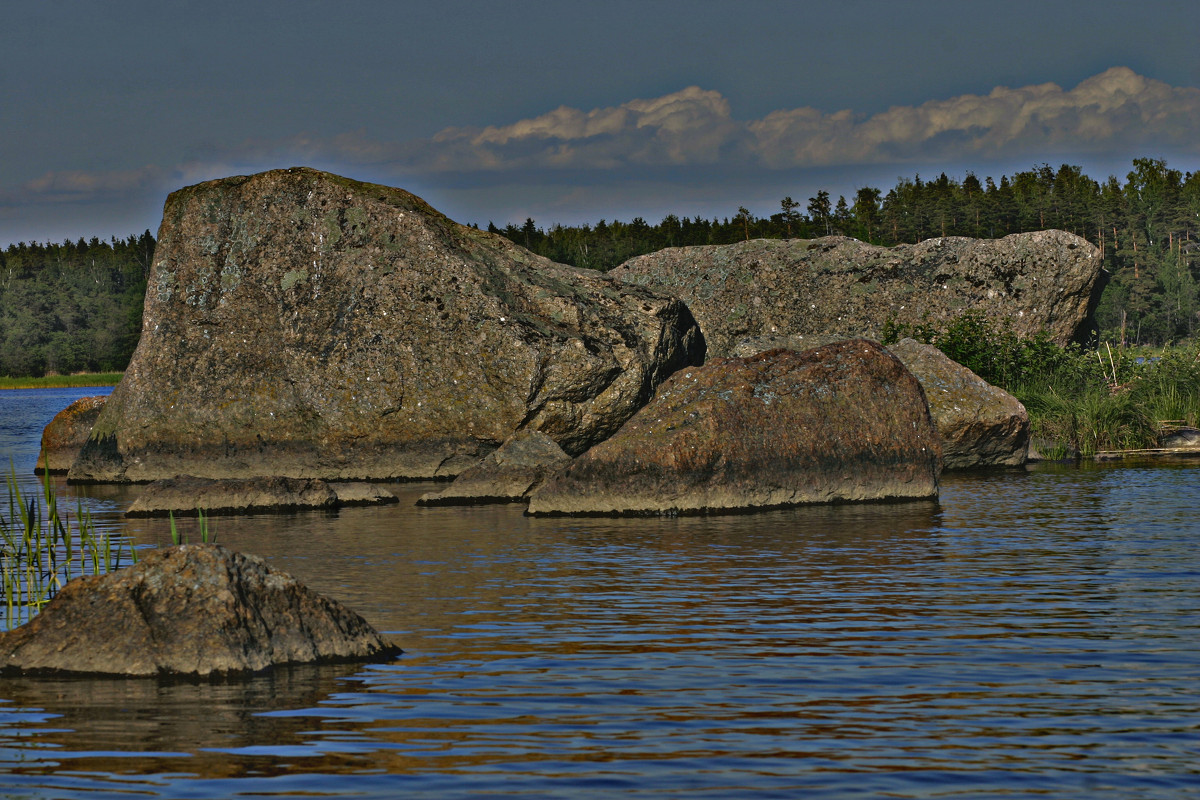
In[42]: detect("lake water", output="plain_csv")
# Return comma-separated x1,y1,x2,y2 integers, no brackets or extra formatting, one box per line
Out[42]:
1,388,1198,799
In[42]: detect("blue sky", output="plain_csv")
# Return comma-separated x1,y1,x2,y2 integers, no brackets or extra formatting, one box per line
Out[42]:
3,0,1200,247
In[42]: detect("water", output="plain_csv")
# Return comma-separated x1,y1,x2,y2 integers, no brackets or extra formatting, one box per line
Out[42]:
2,388,1199,799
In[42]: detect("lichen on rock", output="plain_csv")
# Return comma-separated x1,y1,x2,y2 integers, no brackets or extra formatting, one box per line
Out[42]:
526,340,942,516
613,232,1103,358
69,168,704,483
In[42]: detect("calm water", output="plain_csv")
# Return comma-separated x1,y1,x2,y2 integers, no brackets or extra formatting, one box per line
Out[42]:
1,388,1198,799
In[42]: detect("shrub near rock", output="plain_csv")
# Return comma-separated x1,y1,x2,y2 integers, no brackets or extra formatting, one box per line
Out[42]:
527,340,942,516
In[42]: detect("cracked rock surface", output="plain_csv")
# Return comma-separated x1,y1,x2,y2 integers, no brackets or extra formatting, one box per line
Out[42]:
69,168,703,482
0,544,398,676
613,231,1102,358
527,340,942,516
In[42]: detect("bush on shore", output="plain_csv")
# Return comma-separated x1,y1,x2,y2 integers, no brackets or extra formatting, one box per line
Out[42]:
883,311,1200,456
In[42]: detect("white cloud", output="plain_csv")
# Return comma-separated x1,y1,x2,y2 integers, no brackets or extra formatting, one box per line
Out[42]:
395,67,1200,173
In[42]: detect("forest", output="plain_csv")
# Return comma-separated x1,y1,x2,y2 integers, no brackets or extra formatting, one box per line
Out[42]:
2,158,1198,377
0,232,153,377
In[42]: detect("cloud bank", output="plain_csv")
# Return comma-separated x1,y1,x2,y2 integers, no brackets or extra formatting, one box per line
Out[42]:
5,67,1199,226
404,67,1200,173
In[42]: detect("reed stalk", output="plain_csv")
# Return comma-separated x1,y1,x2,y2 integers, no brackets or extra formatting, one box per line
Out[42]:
0,468,134,631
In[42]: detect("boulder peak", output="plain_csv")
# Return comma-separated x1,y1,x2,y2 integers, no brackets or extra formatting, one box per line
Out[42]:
70,168,703,482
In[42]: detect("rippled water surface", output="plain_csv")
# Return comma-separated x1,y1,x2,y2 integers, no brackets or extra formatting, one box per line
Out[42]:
2,388,1199,798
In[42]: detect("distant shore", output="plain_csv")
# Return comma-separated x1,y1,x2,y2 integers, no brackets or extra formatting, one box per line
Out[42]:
0,373,122,390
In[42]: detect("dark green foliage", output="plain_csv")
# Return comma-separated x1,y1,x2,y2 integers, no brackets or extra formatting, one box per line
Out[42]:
0,232,153,377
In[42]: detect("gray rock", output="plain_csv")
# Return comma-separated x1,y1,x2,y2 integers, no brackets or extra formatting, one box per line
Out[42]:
1159,427,1200,449
888,339,1030,469
329,482,399,507
124,475,396,517
70,168,704,483
527,340,942,516
418,429,573,505
35,395,107,474
730,333,848,358
613,232,1102,358
0,544,398,676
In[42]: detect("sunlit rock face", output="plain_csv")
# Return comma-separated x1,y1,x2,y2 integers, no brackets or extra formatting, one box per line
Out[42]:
613,231,1103,358
527,340,942,517
69,168,704,483
887,339,1029,469
0,544,397,677
36,395,106,474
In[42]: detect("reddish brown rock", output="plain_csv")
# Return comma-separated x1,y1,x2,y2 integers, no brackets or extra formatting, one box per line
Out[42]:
69,168,703,483
526,340,942,516
613,232,1102,358
35,395,107,474
0,544,398,676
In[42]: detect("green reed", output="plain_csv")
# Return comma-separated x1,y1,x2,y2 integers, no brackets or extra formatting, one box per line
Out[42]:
168,508,215,546
1,469,135,631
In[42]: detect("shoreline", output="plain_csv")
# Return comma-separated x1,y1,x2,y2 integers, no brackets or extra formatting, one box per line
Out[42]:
0,373,122,390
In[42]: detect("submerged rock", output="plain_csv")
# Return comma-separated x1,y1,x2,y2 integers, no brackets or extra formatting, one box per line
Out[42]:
0,544,398,676
526,340,942,516
417,429,573,505
70,168,703,483
887,339,1029,469
613,232,1102,358
1159,427,1200,449
35,395,107,474
124,475,397,517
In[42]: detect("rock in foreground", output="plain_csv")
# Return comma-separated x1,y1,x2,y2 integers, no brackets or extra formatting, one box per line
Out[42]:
417,430,573,505
124,475,397,517
0,544,398,676
888,339,1030,469
71,167,703,483
35,395,107,474
526,340,942,516
613,232,1102,358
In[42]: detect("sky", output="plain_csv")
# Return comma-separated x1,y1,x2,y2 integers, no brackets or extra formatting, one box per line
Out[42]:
3,0,1200,248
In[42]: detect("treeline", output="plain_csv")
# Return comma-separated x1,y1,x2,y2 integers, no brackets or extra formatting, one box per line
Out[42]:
493,158,1200,346
0,233,154,376
4,158,1199,377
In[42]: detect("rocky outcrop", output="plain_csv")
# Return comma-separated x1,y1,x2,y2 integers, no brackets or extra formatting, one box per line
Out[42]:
417,430,573,505
613,232,1102,358
526,340,941,516
887,339,1029,469
69,168,704,483
124,475,397,517
35,395,107,474
0,544,398,676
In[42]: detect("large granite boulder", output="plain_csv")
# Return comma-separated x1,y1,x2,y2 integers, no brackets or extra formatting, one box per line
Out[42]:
887,339,1029,469
613,232,1102,358
0,544,398,676
70,168,704,483
417,429,573,506
526,340,942,516
124,475,397,517
35,395,107,474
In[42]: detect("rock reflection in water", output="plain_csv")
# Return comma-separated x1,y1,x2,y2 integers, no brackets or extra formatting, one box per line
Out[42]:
0,662,373,780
